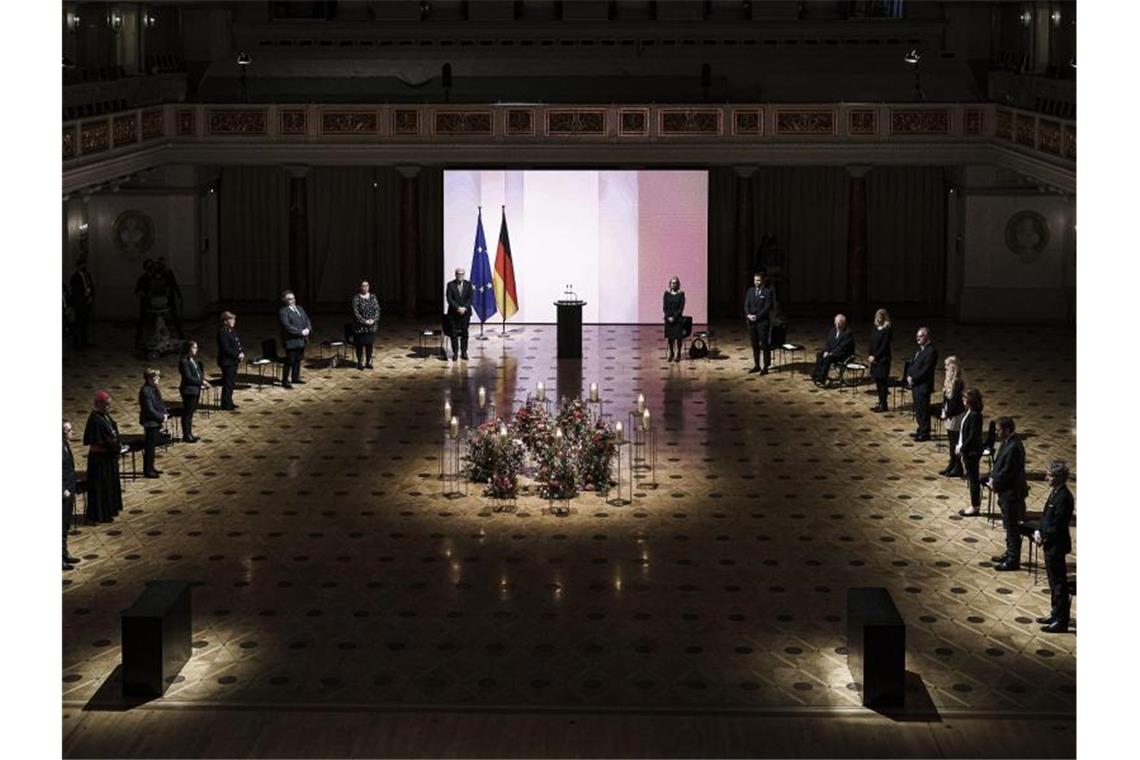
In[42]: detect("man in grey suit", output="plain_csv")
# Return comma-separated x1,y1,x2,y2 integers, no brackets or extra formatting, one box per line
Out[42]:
278,290,312,388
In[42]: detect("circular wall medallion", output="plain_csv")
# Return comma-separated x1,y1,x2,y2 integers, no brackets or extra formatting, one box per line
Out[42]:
112,210,155,261
1004,210,1050,263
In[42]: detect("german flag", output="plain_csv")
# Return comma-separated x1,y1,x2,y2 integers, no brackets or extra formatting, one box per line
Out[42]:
493,207,519,319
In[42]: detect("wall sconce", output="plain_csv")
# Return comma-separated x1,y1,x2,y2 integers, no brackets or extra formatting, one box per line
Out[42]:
66,11,81,32
236,51,252,66
1050,10,1061,27
144,12,157,28
1019,9,1032,27
78,222,89,233
110,11,123,32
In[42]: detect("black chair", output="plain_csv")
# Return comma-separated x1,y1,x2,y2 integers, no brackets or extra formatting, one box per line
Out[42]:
253,338,287,388
981,419,997,470
888,360,912,411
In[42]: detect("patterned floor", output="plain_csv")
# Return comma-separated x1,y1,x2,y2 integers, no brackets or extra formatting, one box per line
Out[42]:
61,315,1076,719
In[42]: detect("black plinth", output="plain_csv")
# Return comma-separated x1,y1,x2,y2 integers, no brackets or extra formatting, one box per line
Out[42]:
554,300,585,359
121,580,192,698
846,587,906,707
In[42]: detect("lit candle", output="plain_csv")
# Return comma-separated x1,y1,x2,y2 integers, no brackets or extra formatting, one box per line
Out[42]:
642,408,651,431
443,400,452,425
636,393,645,414
555,427,563,441
537,381,545,401
589,382,599,402
477,386,486,409
449,416,459,439
615,421,624,441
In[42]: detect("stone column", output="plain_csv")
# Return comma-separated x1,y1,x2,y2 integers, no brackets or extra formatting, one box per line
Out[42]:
734,166,756,312
285,165,310,304
845,165,871,319
397,166,421,317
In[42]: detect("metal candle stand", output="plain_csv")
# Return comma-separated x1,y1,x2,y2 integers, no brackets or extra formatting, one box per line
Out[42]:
586,397,606,422
440,428,468,499
627,411,658,489
606,438,633,506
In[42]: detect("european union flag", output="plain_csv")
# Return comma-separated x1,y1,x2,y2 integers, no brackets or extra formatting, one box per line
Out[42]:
470,208,497,323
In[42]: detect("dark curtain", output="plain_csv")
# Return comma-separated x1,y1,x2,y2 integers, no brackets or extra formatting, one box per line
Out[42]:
306,166,400,310
866,167,946,305
219,166,289,302
707,168,740,316
751,166,848,305
416,167,445,314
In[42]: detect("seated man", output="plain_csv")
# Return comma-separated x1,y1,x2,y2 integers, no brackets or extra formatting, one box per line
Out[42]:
811,313,854,386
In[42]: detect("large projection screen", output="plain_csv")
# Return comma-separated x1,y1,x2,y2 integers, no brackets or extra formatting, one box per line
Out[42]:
443,170,708,324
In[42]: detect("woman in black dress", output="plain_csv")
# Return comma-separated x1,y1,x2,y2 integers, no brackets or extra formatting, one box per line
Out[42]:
663,275,686,363
178,340,210,443
83,390,123,524
867,308,893,412
351,279,380,370
957,388,985,517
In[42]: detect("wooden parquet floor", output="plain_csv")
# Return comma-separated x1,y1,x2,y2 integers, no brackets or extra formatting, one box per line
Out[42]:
60,315,1076,756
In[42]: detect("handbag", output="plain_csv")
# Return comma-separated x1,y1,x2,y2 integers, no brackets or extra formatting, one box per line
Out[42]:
689,337,709,359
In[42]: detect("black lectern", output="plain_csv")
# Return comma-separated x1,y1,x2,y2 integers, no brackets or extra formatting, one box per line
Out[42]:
554,300,585,359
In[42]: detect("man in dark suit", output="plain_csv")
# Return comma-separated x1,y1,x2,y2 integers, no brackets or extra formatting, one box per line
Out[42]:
986,416,1028,571
62,420,81,570
744,271,776,374
811,314,854,385
69,255,95,350
445,267,473,361
138,369,168,479
907,326,938,441
1035,460,1074,633
217,311,244,410
278,290,312,388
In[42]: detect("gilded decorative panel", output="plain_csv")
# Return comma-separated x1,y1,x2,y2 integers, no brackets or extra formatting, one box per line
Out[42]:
280,110,308,135
62,126,76,160
732,109,761,136
176,109,195,136
505,109,534,136
433,110,493,136
1015,114,1036,147
113,114,138,147
889,109,949,135
320,110,379,134
80,120,110,154
1037,120,1062,156
775,110,835,136
1062,126,1075,160
547,109,607,136
995,110,1013,141
619,109,648,136
847,110,876,136
660,109,721,135
964,109,983,136
206,109,268,135
141,108,164,140
392,109,420,135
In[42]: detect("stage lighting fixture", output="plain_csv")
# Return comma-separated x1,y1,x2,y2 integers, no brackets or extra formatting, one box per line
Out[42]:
236,51,252,66
903,50,924,102
903,49,920,65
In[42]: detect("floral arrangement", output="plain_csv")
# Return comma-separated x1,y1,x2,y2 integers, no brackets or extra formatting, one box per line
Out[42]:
512,398,554,451
535,432,579,500
577,421,618,492
463,420,524,499
464,396,620,503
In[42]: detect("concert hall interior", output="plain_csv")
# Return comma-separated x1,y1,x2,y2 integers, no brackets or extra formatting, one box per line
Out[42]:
41,1,1097,758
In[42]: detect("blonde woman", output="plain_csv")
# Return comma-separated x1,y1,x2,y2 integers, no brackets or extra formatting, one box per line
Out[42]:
939,356,966,477
867,308,893,412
